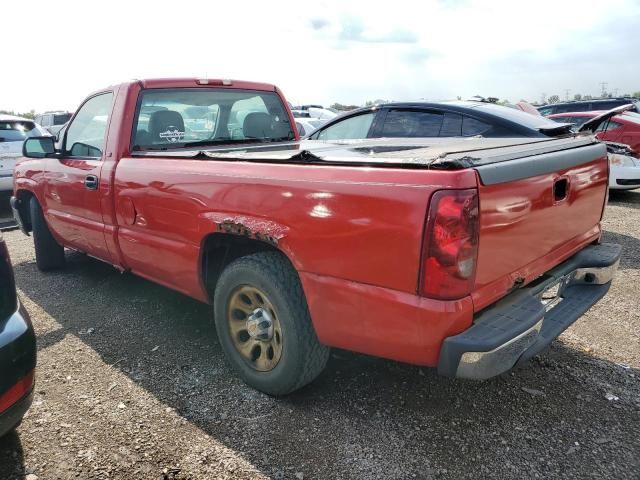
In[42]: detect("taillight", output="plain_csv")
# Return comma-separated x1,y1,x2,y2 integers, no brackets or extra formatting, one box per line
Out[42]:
421,189,479,300
0,370,34,414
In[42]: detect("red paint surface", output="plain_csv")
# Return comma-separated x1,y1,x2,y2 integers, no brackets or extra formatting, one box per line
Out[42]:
0,370,34,414
13,79,609,366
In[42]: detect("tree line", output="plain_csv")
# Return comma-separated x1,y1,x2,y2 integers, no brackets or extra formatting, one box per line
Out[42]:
546,91,640,104
0,109,36,119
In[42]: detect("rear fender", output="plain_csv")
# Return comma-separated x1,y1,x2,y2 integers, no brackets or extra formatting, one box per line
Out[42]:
199,212,290,249
197,212,296,300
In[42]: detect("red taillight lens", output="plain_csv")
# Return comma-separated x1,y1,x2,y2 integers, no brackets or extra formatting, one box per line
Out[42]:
421,189,479,300
0,370,34,414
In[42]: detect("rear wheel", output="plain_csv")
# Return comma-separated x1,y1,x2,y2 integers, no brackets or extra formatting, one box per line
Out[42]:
213,252,329,395
30,197,65,271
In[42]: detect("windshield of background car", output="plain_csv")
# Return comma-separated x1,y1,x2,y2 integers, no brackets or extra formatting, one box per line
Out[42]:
0,121,47,142
132,88,295,149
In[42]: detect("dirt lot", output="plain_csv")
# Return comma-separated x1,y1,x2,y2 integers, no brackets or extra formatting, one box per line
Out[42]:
1,191,639,480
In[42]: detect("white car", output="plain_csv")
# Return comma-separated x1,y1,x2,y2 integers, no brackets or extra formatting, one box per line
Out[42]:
295,118,325,137
306,107,337,121
607,142,640,190
0,115,49,192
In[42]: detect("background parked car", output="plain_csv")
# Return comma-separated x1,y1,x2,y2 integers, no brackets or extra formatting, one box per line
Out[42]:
538,98,640,116
0,233,36,438
295,118,325,137
603,142,640,190
305,101,574,140
548,111,640,191
34,111,73,135
306,107,337,121
548,111,640,152
0,115,49,192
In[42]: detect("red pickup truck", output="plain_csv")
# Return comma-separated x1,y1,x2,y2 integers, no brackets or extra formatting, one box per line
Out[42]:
11,78,621,394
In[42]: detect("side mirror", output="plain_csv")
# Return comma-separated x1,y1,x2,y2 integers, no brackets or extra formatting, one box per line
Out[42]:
23,136,56,158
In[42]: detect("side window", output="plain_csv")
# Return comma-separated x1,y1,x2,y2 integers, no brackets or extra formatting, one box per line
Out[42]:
596,101,621,110
440,113,462,136
596,120,623,132
65,93,113,157
381,110,443,137
296,122,306,137
462,116,491,137
316,112,375,140
538,107,554,116
462,116,491,136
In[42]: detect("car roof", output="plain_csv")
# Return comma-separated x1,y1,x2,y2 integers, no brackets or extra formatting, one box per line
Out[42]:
319,100,567,133
539,98,638,108
136,78,278,91
0,114,34,122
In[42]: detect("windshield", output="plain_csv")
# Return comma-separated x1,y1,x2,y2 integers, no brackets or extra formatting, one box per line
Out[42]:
0,120,47,142
132,88,295,149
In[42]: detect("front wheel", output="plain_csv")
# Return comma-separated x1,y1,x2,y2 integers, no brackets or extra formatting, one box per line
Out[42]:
213,252,330,395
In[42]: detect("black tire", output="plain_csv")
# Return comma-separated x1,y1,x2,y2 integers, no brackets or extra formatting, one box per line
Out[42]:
30,197,65,271
213,252,330,395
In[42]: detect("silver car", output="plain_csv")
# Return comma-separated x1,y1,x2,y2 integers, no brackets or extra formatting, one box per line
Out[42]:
0,115,49,192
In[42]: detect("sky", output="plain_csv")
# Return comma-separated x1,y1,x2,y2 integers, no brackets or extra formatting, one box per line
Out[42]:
3,0,640,113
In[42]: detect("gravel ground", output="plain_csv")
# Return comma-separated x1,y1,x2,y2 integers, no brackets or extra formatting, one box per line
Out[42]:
0,191,639,480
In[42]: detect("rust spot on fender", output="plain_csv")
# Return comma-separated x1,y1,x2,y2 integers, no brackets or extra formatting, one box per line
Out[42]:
213,215,288,246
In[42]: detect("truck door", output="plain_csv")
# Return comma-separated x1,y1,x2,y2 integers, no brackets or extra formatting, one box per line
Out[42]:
43,92,113,261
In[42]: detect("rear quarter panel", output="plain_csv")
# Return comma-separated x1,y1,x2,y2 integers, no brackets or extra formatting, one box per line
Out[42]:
112,158,477,300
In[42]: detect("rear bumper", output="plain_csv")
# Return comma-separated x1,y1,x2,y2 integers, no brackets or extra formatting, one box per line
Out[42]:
610,165,640,189
438,242,621,380
0,389,33,438
0,302,36,436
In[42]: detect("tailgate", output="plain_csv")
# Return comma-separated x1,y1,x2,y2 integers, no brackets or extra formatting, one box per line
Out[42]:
471,140,608,311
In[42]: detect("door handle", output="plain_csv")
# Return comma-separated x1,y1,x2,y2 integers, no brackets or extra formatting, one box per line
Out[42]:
84,175,99,190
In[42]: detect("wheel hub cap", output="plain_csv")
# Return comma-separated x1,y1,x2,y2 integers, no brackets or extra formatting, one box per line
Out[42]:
246,308,274,341
227,285,283,372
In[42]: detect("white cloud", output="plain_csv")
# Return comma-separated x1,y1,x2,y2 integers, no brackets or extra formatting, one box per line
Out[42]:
1,0,639,113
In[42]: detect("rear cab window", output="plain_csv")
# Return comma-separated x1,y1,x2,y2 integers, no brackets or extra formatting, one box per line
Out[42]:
132,88,295,149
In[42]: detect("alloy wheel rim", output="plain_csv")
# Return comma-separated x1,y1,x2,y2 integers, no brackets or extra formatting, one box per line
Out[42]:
227,285,283,372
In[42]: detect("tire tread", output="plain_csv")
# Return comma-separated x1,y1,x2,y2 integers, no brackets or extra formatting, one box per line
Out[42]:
216,251,329,394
